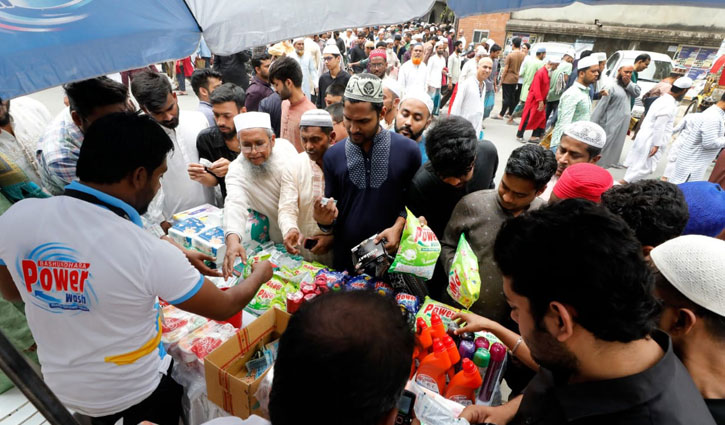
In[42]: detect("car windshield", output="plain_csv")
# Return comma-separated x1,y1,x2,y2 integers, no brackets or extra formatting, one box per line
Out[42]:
637,60,673,83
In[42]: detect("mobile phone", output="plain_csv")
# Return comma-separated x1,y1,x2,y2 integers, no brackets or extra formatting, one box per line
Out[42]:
395,390,416,425
303,238,318,250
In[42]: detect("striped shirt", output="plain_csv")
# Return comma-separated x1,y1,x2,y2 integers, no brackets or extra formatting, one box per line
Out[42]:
670,105,725,184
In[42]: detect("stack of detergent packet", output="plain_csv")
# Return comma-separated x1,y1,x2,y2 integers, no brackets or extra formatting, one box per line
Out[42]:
168,204,226,269
412,302,507,406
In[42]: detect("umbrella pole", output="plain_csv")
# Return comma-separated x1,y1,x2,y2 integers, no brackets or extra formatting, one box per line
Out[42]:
0,329,78,425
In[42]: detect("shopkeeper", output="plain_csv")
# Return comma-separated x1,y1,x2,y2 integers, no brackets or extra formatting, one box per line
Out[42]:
0,112,272,425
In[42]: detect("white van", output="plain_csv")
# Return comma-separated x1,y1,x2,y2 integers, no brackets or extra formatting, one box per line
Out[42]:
528,42,575,63
602,50,674,117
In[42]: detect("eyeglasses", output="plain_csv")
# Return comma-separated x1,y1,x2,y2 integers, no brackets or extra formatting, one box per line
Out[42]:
241,141,269,153
369,62,386,69
323,56,335,62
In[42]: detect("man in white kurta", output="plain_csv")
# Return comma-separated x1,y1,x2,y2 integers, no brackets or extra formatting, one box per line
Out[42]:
223,112,298,276
426,41,447,116
668,102,725,184
450,58,490,138
292,38,319,100
623,77,692,183
398,43,427,96
278,110,335,266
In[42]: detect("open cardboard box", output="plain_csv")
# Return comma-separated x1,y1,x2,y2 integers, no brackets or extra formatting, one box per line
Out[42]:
205,307,290,419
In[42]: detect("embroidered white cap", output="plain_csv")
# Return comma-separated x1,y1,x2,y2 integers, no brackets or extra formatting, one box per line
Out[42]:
234,112,272,132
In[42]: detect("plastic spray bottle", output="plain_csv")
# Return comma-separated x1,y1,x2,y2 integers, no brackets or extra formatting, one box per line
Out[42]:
415,339,452,394
444,358,484,406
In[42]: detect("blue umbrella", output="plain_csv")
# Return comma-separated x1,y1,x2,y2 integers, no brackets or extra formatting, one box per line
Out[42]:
0,0,435,99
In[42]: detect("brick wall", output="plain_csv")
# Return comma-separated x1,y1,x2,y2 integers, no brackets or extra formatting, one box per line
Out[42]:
458,13,510,48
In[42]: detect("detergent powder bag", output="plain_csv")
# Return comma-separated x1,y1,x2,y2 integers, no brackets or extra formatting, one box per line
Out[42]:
388,208,441,280
447,234,481,309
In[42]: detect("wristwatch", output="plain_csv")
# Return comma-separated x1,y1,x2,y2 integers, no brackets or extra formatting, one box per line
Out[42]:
318,219,336,234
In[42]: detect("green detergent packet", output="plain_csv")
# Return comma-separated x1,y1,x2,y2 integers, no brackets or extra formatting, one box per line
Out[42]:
447,233,481,309
388,208,441,280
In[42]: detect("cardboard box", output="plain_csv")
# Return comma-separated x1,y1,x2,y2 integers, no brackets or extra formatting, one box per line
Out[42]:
205,307,290,419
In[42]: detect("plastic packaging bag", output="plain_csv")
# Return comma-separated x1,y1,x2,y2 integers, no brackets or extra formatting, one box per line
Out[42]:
389,208,441,280
447,234,481,309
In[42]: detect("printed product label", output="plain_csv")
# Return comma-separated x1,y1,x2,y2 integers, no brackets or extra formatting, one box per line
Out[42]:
450,395,472,406
415,373,440,394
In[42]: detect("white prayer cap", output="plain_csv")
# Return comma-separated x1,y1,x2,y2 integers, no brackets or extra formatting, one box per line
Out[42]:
564,48,576,59
323,44,341,56
412,34,424,41
299,109,333,128
401,89,434,115
577,55,599,70
293,37,304,44
593,52,607,62
485,39,495,47
385,38,394,44
234,112,272,132
563,121,606,149
673,76,694,89
475,46,487,57
651,235,725,317
345,28,352,32
382,77,402,98
435,40,447,47
547,56,561,64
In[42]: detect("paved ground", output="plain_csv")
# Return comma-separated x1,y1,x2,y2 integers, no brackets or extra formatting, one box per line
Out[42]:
26,79,697,186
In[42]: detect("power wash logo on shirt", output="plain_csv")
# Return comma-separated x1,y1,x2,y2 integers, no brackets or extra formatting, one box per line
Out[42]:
0,0,92,32
16,243,97,313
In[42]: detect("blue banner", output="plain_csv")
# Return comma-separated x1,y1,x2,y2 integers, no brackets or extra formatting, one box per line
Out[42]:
0,0,200,99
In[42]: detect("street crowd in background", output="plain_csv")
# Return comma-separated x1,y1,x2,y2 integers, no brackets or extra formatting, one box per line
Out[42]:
1,17,725,425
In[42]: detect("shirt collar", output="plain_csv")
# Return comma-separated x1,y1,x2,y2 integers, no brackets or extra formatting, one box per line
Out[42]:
553,330,675,422
573,81,589,91
253,76,271,87
200,100,212,107
65,181,143,228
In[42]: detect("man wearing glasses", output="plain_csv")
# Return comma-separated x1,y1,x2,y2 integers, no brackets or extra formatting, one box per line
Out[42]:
316,45,351,108
221,112,298,278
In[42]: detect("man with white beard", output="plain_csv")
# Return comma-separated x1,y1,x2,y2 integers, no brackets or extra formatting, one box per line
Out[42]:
222,112,297,278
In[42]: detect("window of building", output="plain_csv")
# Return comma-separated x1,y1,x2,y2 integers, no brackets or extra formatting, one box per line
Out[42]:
472,30,490,44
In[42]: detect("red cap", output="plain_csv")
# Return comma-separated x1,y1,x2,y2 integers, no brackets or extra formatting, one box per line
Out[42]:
443,335,456,349
553,163,613,203
461,358,477,374
433,339,445,354
417,317,429,331
431,313,443,327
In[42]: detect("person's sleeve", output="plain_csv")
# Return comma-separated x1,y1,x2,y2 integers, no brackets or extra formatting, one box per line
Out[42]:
141,186,167,238
278,157,301,237
398,66,407,91
309,59,319,89
589,91,610,124
147,241,204,304
531,72,545,102
223,159,249,241
323,151,337,199
195,132,211,162
404,175,426,218
449,81,465,116
701,117,725,149
557,95,576,130
625,81,641,99
651,113,671,147
440,198,470,274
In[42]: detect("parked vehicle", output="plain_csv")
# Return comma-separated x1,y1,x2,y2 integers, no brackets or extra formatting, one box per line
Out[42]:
527,42,575,63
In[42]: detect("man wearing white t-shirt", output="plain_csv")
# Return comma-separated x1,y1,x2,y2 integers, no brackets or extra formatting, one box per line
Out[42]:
131,70,216,220
0,113,272,425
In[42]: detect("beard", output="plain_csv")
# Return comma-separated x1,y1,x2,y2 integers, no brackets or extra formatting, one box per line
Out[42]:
242,150,275,178
526,323,578,378
395,120,424,141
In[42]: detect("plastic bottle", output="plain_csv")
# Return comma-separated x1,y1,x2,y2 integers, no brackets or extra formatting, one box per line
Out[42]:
444,358,484,406
410,346,419,380
474,336,490,351
430,313,447,341
415,339,452,394
479,342,506,403
416,317,433,351
472,347,490,384
458,339,476,361
443,335,462,377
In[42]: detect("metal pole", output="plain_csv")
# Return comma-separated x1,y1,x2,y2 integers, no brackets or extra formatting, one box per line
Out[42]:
0,329,78,425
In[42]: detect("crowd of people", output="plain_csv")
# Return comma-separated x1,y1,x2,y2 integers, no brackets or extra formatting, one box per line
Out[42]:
0,19,725,425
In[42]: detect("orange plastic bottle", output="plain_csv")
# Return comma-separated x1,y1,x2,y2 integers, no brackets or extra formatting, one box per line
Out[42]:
430,313,447,341
415,339,452,394
410,346,420,379
443,335,461,379
444,358,483,406
416,317,433,351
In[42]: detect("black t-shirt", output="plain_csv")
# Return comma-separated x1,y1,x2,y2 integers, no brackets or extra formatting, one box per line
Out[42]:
317,70,351,109
406,140,499,239
706,399,725,425
512,331,717,425
195,126,239,198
